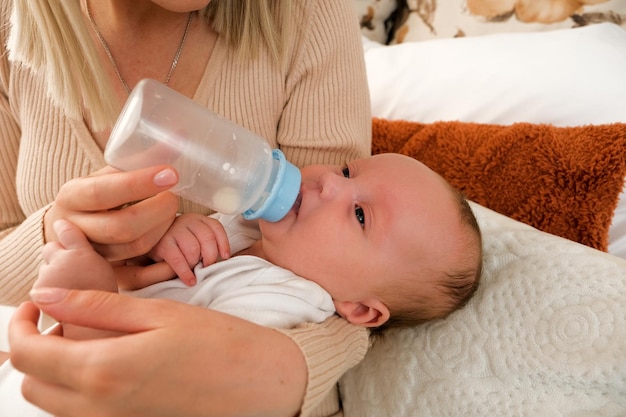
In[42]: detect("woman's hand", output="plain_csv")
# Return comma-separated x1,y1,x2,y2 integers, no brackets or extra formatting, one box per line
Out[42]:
44,165,180,262
9,289,306,417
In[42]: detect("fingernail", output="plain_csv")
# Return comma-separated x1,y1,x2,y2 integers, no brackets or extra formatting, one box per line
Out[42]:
153,168,178,187
30,287,69,304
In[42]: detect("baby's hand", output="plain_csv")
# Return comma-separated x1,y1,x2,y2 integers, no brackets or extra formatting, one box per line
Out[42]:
149,214,230,285
37,219,116,292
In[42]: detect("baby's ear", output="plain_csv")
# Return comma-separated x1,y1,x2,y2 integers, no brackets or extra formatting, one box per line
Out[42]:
334,299,390,327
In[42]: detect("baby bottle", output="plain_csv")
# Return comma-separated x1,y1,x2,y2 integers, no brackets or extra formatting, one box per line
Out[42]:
104,78,301,222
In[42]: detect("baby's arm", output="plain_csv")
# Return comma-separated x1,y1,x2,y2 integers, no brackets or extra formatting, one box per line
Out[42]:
149,213,230,286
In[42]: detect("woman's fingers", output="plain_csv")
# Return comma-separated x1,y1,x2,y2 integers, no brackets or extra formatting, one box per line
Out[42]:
8,303,75,386
9,293,169,390
26,289,173,332
89,193,179,260
52,219,92,250
9,298,160,417
44,166,179,248
56,166,178,212
21,376,86,417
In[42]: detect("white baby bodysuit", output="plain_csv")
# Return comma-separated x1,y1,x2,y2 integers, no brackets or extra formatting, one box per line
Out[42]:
0,213,335,415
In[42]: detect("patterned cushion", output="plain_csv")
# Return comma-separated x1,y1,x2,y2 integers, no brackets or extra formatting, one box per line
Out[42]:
388,0,626,43
354,0,399,43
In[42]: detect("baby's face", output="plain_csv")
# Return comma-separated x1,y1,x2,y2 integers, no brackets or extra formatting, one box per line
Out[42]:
258,153,466,313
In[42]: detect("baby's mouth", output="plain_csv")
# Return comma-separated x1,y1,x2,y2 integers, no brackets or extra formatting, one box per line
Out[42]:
291,191,302,215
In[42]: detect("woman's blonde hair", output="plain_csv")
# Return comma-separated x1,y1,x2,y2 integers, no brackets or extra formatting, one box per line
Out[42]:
203,0,291,62
8,0,292,131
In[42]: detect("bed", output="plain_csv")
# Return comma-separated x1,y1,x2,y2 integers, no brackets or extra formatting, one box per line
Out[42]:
341,2,626,415
1,2,626,416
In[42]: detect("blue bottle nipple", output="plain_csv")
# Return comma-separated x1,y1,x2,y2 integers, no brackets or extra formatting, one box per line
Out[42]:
243,149,301,222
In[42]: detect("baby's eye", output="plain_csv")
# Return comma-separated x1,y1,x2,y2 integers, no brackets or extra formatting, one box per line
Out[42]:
342,167,364,226
355,206,365,226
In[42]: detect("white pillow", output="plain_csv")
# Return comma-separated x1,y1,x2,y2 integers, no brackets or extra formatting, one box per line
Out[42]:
364,23,626,126
363,23,626,258
340,202,626,416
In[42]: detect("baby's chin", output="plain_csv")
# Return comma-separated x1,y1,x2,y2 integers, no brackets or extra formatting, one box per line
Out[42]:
258,211,294,238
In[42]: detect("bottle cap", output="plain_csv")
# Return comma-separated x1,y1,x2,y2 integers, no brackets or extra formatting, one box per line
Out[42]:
243,149,301,222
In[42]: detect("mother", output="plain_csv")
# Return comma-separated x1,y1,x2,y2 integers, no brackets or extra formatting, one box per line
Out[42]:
1,0,371,416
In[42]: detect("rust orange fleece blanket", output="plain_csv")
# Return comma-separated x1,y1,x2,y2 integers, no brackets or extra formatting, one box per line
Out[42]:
371,119,626,252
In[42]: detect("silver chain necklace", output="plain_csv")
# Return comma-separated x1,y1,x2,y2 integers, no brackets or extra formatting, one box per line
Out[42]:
85,1,193,95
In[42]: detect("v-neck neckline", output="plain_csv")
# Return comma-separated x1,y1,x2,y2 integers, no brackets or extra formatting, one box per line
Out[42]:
73,33,228,164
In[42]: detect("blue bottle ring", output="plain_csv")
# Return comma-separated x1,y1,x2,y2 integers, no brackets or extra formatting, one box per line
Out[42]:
243,149,301,222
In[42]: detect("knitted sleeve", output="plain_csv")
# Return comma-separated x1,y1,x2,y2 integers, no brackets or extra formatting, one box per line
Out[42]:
0,0,45,305
276,316,370,417
0,78,50,305
278,0,372,167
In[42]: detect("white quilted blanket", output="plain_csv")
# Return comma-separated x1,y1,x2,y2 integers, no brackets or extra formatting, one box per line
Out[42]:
340,202,626,417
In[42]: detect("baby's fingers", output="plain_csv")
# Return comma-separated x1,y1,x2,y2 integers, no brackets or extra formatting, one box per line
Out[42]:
167,255,196,286
115,262,178,290
41,242,65,264
151,238,198,285
193,218,230,265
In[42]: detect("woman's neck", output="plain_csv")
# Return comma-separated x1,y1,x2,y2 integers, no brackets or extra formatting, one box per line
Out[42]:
84,0,191,41
81,0,216,144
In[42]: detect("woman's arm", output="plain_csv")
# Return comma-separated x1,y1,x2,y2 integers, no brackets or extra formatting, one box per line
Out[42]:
278,318,370,416
10,290,308,417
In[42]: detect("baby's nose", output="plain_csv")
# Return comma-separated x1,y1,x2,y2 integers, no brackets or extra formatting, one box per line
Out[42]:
319,172,347,200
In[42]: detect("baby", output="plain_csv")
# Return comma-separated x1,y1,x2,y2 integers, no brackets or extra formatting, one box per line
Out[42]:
35,152,483,335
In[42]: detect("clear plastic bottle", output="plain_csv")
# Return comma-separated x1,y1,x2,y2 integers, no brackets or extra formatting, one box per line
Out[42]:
104,79,301,222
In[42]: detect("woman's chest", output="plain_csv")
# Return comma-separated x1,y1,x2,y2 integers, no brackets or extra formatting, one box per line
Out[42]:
16,100,104,215
13,52,287,216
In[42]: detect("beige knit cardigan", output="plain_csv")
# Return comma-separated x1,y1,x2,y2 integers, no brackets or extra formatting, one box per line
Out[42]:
0,0,371,415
